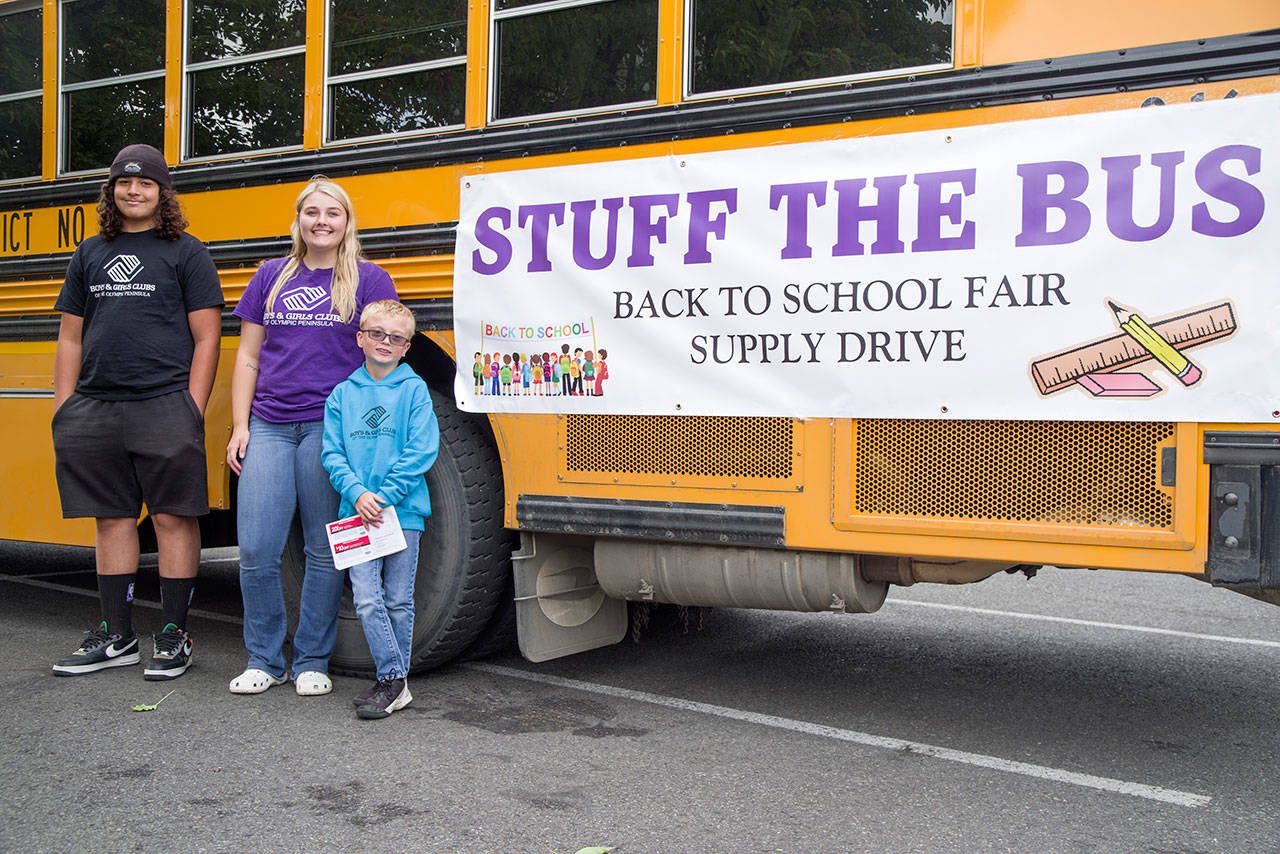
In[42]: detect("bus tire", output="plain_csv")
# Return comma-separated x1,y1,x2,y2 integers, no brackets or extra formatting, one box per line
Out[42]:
280,388,510,678
457,569,518,661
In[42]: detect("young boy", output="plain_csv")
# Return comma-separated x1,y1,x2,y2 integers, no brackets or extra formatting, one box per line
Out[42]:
321,300,439,719
51,143,224,680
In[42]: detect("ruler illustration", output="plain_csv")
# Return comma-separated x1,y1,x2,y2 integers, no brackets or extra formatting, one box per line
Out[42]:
1030,301,1237,396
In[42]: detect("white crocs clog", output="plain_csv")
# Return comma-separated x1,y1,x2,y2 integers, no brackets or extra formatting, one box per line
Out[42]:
294,671,333,696
229,668,287,694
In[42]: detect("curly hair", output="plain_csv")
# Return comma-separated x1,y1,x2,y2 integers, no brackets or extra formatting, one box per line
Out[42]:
97,182,189,240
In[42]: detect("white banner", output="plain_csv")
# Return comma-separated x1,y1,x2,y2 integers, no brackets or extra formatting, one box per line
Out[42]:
453,93,1280,421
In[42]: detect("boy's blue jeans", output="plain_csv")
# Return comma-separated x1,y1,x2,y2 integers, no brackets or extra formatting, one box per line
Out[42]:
349,530,421,682
237,416,343,679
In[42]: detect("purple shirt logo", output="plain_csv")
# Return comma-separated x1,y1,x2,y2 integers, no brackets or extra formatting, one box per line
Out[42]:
280,285,328,312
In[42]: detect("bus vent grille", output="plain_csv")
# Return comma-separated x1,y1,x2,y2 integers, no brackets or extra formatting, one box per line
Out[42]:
566,415,794,479
855,420,1175,528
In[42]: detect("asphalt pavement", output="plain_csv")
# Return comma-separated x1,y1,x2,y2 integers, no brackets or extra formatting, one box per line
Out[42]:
1,541,1278,853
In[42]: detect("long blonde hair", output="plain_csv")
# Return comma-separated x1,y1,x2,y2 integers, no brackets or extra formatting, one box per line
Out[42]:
264,175,363,323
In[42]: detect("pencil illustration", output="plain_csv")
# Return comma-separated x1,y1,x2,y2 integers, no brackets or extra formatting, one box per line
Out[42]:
1108,300,1201,386
1029,300,1235,398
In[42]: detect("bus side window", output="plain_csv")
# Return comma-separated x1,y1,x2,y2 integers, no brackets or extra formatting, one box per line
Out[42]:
326,0,467,142
184,0,306,159
0,2,42,182
491,0,660,122
61,0,165,174
688,0,955,98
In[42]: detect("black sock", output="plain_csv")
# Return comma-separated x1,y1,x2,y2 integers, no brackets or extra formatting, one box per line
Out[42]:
97,573,136,637
159,577,196,631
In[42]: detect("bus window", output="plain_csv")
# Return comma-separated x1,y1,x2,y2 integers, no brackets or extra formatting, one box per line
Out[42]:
326,0,467,142
185,0,306,159
0,1,41,182
491,0,658,122
687,0,954,97
61,0,164,173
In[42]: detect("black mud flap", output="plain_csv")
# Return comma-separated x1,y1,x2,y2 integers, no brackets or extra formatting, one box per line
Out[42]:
1204,432,1280,590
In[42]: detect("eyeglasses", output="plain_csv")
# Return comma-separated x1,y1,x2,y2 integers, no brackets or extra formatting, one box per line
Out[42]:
360,328,410,347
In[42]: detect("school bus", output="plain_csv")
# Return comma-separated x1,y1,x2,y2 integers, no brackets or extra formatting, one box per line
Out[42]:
2,0,1278,675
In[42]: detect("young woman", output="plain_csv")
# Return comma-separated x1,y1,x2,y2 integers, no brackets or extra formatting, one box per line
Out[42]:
226,176,398,696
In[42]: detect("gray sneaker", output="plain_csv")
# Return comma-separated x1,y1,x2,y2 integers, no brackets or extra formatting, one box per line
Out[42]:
356,678,412,719
353,681,378,707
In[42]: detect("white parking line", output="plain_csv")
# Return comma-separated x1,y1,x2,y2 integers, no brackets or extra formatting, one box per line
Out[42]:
467,662,1213,809
888,599,1280,649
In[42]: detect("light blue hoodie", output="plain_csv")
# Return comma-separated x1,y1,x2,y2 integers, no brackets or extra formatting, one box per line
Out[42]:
321,362,439,531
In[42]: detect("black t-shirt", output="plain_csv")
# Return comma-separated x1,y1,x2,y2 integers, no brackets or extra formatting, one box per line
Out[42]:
55,229,225,400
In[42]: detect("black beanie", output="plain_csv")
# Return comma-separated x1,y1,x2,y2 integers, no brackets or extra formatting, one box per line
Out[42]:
108,144,172,189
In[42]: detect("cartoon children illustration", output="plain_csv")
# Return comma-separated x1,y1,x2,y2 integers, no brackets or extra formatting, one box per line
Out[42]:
500,353,513,395
545,352,558,395
594,348,608,395
582,350,595,395
570,347,584,396
473,352,484,395
531,354,542,396
559,344,572,396
489,354,500,395
521,354,532,395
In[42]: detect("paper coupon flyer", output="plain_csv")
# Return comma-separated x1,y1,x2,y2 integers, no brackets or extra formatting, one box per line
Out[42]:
325,505,408,570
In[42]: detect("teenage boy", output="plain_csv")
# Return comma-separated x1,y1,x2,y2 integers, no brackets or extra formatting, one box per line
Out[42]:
51,144,224,680
321,300,439,719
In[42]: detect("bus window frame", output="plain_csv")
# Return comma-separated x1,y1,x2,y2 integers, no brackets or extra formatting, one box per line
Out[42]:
486,0,661,126
57,0,166,177
321,0,468,146
680,0,957,102
179,0,307,163
0,0,42,184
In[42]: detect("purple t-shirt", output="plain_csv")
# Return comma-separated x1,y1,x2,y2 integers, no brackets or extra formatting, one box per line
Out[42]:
234,258,397,422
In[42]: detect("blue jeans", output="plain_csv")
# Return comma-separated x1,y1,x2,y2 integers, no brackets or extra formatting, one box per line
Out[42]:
237,416,343,679
349,530,421,681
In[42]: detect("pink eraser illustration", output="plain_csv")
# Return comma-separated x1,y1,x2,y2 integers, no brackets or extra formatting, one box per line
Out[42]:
1178,363,1202,385
1076,372,1162,397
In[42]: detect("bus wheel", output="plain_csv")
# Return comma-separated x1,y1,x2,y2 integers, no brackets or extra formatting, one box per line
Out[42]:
280,388,510,678
457,569,518,661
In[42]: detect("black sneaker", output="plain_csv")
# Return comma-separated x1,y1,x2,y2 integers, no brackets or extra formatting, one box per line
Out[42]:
52,622,140,675
144,624,193,680
356,678,412,719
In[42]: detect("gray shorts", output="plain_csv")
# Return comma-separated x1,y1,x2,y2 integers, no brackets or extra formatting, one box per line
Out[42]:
52,389,210,519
